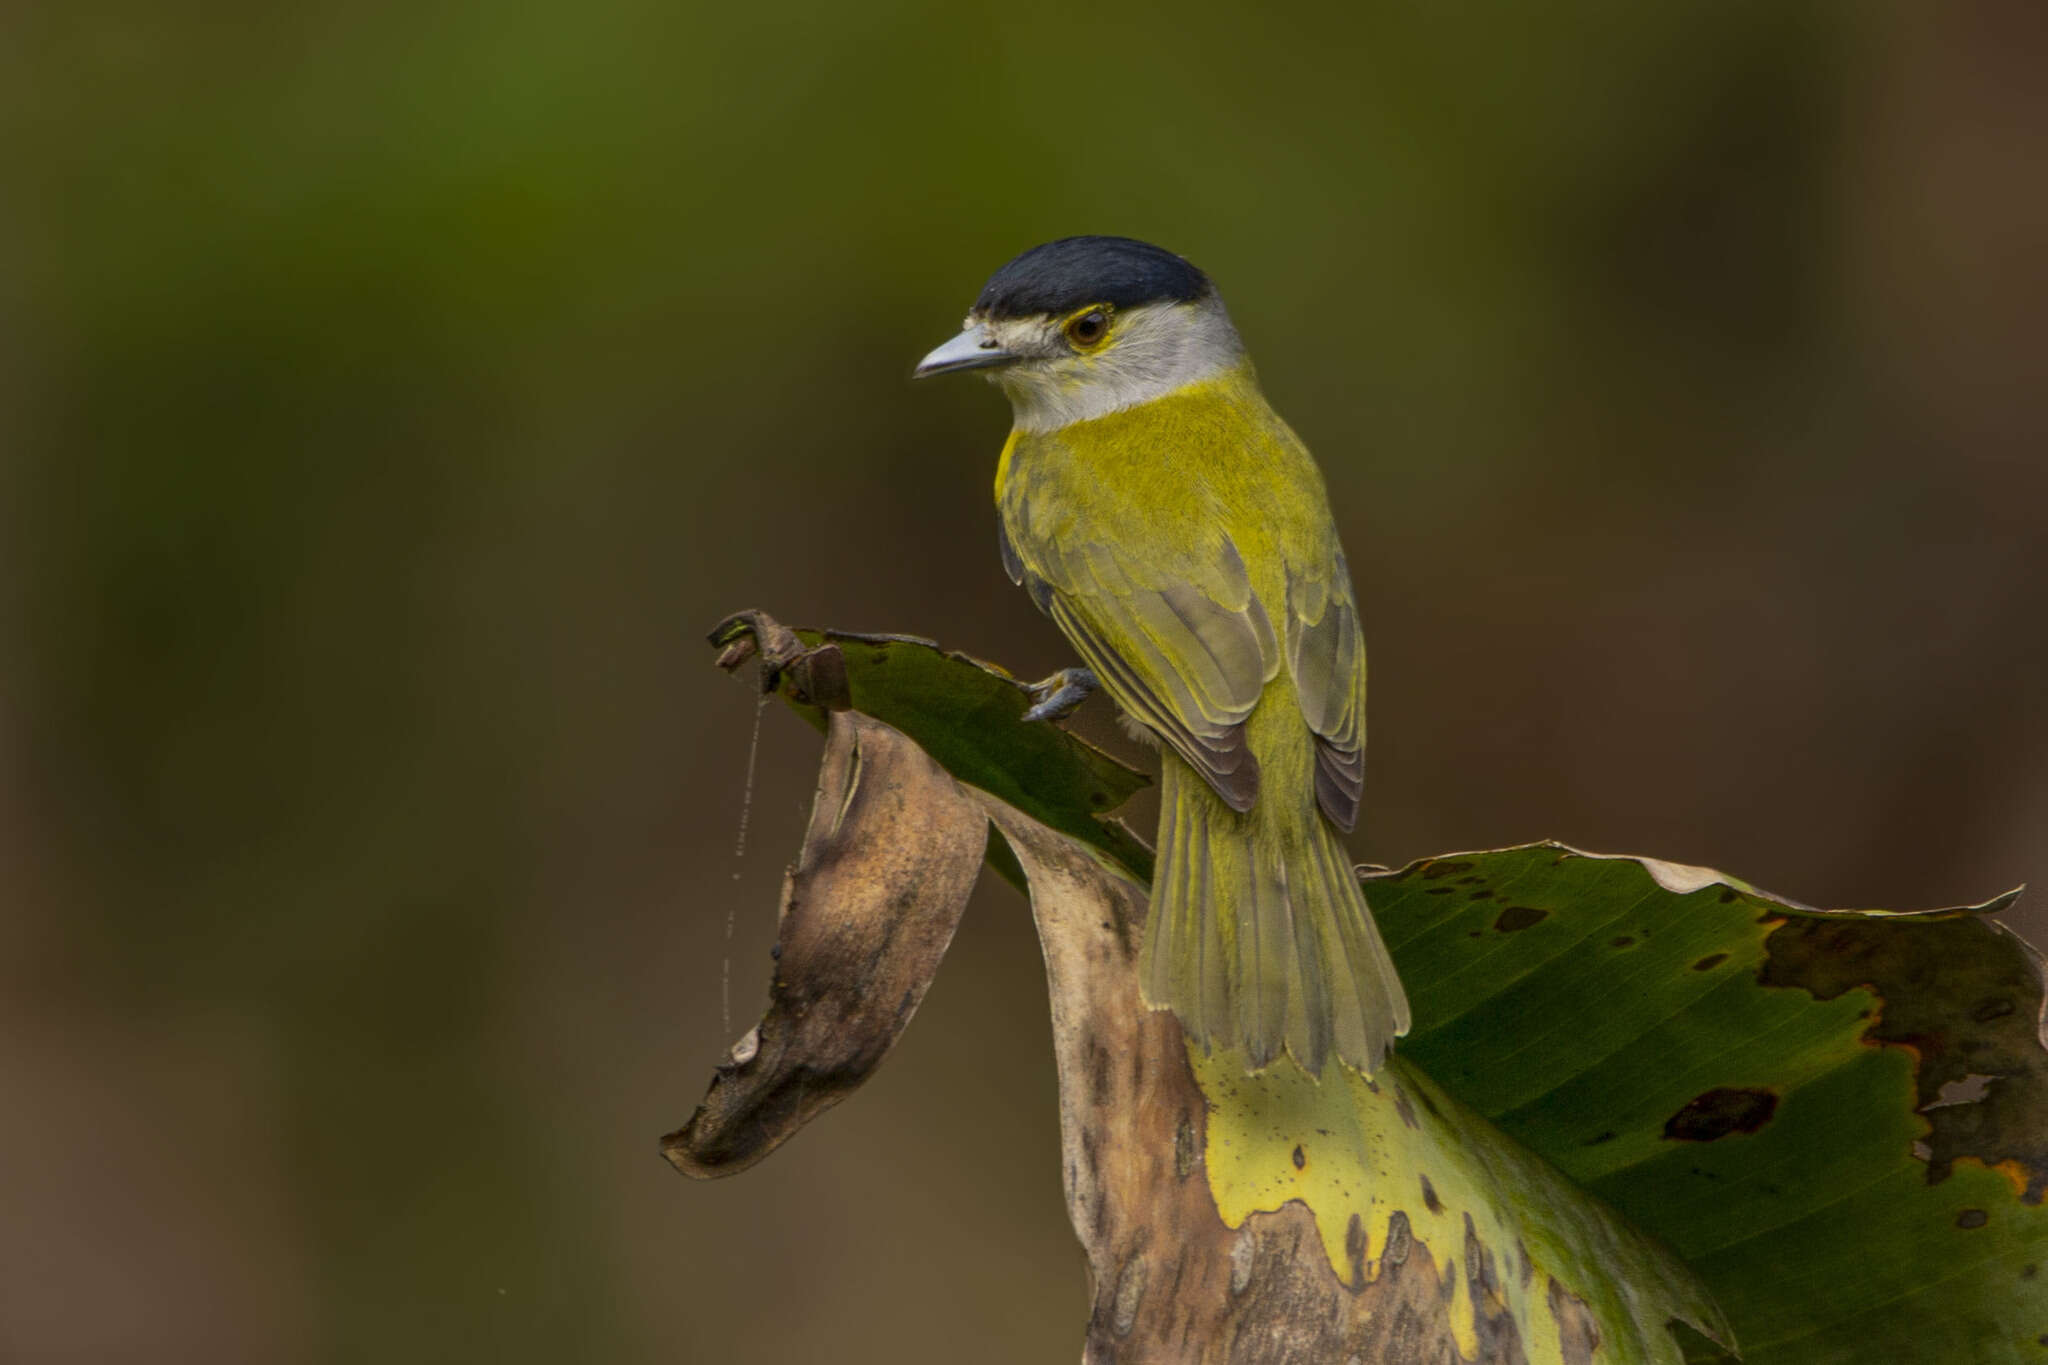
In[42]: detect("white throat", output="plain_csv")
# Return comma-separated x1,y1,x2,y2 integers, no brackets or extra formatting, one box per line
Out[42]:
995,296,1245,432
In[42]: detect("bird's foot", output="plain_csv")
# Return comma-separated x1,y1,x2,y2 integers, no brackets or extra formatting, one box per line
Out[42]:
1022,667,1098,723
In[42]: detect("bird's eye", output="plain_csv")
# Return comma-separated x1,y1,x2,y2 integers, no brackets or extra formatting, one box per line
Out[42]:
1064,307,1110,349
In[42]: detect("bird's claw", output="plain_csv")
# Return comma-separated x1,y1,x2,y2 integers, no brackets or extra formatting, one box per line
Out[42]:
1022,667,1098,723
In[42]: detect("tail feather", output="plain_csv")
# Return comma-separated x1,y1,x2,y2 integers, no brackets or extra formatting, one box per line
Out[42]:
1185,815,1228,1056
1140,756,1408,1076
1242,828,1294,1068
1305,820,1378,1069
1280,860,1330,1074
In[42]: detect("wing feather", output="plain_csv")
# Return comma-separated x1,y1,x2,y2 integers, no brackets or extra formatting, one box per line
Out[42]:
1287,554,1369,832
1019,513,1278,811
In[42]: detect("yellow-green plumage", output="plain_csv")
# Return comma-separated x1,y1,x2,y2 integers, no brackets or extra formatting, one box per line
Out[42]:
996,362,1411,1076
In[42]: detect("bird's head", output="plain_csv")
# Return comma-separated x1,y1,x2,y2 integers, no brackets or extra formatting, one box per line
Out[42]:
914,236,1246,430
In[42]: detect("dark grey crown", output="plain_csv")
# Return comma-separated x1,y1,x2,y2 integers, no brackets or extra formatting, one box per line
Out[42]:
972,236,1211,320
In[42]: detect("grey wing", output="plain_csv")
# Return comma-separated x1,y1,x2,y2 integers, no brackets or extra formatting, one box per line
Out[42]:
1286,554,1368,832
1011,519,1279,812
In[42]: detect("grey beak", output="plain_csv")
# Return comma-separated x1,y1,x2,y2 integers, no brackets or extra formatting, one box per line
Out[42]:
914,327,1014,379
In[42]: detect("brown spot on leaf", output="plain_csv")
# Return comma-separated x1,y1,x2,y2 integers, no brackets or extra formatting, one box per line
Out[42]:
1469,890,1493,900
1762,912,2048,1204
1419,1174,1444,1215
1585,1130,1617,1146
1494,905,1548,933
1611,936,1636,948
1382,1210,1413,1266
1547,1275,1603,1362
1719,888,1739,903
1957,1208,1989,1229
1975,997,2016,1023
1292,1144,1307,1171
1663,1088,1779,1141
1421,860,1473,879
1693,953,1729,972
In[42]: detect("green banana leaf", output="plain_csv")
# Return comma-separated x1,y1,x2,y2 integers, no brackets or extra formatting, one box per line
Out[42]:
694,612,2047,1363
1369,847,2044,1363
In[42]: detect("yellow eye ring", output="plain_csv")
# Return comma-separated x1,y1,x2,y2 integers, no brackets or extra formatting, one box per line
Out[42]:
1062,305,1112,351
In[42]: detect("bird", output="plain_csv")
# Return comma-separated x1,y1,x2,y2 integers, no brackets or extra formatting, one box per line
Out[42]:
914,235,1409,1077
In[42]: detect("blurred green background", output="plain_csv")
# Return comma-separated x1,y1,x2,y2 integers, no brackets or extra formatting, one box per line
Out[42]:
4,2,2044,1360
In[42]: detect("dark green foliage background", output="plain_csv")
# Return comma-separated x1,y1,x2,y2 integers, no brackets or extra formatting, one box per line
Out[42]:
4,3,2044,1360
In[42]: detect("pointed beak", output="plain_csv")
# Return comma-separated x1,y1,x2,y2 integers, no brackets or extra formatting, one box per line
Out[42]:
913,326,1015,379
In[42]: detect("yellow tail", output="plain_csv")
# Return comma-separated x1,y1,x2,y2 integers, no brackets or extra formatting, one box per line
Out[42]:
1139,752,1409,1076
